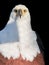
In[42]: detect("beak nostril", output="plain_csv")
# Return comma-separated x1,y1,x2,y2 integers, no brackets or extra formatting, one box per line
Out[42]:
18,9,22,14
17,9,22,18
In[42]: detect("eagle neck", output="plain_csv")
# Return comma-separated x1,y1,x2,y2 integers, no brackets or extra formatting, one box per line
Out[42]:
16,19,32,44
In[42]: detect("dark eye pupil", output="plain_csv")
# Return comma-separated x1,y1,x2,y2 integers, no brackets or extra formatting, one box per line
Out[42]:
14,9,17,12
24,10,26,12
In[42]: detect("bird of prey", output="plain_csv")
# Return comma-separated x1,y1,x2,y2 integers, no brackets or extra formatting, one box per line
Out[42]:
0,4,45,65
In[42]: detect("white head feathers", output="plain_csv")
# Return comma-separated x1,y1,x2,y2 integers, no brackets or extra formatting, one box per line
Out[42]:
8,4,31,24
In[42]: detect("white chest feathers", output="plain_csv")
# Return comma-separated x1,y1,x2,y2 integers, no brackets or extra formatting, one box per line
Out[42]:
0,20,40,62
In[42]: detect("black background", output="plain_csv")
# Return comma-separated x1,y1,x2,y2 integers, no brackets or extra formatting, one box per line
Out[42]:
0,0,49,65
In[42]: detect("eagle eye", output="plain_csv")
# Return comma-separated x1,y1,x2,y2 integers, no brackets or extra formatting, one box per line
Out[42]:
24,9,27,13
14,9,17,13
